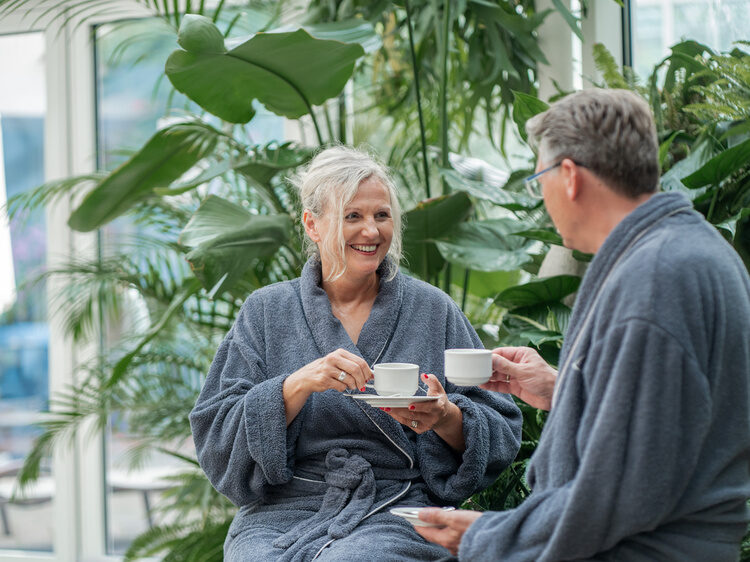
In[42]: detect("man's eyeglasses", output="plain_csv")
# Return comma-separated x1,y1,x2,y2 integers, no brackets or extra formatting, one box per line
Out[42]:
524,160,585,199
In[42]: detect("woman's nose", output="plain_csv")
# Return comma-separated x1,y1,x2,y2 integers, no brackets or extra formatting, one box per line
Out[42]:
361,219,378,236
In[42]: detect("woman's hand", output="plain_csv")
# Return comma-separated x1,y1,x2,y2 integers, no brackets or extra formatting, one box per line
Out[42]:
282,348,372,425
384,374,465,451
482,346,557,411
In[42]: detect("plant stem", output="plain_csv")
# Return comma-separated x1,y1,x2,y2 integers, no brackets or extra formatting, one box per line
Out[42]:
461,268,470,312
707,186,720,223
338,93,347,144
438,0,452,296
404,0,432,199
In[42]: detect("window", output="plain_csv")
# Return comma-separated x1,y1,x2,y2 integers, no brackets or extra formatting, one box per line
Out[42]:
631,0,750,77
0,30,53,553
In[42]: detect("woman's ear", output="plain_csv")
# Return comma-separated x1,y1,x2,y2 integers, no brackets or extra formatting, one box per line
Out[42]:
302,209,321,242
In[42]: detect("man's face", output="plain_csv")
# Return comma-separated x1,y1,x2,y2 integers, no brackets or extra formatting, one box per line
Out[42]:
537,157,580,251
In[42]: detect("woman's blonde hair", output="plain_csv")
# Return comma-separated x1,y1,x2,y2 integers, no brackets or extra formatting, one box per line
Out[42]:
293,145,403,282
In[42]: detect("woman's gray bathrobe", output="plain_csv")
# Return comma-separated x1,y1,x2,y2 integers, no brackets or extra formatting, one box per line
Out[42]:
190,259,522,561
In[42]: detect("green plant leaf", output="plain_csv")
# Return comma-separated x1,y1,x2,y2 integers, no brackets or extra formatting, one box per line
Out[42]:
180,196,292,295
658,130,682,168
434,219,535,272
494,274,581,309
512,91,549,143
68,123,220,231
681,138,750,188
592,43,629,89
660,138,716,195
550,0,582,41
165,15,366,122
440,168,538,211
513,228,563,245
402,192,473,279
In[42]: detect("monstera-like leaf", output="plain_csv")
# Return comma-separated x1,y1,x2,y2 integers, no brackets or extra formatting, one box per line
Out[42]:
180,196,292,296
68,122,220,231
402,192,473,279
435,218,536,272
165,15,369,123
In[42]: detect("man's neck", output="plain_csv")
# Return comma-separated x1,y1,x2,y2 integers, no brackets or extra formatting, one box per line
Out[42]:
581,189,653,254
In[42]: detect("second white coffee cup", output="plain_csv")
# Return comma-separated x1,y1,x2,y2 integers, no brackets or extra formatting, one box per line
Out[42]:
444,349,492,385
373,363,419,396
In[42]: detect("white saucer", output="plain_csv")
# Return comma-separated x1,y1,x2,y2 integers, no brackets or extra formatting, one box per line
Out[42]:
389,506,455,527
346,395,438,408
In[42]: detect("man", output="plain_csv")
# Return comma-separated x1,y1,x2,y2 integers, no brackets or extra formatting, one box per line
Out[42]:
417,89,750,560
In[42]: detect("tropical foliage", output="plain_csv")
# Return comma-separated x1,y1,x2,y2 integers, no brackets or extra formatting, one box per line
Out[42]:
2,0,748,559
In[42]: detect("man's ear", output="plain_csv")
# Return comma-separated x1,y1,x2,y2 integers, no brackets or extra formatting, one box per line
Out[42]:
560,158,582,201
302,209,321,242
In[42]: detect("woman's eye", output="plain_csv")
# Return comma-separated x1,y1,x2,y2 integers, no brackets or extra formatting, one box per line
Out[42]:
345,213,359,220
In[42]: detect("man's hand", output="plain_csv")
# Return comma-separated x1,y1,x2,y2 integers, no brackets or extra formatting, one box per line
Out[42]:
414,508,483,555
483,346,557,411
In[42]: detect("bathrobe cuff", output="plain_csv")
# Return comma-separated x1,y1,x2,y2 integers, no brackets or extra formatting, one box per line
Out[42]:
415,393,490,503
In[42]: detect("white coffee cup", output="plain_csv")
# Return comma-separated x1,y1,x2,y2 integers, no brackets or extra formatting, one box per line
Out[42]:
444,349,492,385
372,363,419,396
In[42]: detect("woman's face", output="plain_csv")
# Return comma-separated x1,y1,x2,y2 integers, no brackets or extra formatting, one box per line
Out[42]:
309,176,394,280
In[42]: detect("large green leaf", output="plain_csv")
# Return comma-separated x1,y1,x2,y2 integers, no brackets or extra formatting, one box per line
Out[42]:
512,92,549,143
440,169,537,211
681,138,750,188
180,196,292,296
434,219,535,272
165,15,367,123
68,123,220,232
402,192,473,279
494,274,581,309
660,138,716,195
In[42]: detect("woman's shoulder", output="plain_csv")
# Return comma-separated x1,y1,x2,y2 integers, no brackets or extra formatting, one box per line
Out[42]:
240,278,301,312
399,272,459,309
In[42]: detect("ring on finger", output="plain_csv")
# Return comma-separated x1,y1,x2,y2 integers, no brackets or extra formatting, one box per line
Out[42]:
411,420,419,429
338,371,347,382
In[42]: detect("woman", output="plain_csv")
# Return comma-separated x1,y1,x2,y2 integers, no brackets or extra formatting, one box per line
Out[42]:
190,146,522,561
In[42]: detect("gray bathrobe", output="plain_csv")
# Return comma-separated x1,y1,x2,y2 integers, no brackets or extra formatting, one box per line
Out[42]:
190,259,522,561
459,192,750,561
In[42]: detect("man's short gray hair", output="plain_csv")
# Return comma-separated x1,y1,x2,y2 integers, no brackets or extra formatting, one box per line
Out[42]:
526,89,660,197
293,145,403,282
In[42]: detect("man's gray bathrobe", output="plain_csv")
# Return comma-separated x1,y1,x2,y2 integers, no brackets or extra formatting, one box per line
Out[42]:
190,259,522,561
459,192,750,561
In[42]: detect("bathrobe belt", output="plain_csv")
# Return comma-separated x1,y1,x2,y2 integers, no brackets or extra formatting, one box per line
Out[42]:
273,448,379,560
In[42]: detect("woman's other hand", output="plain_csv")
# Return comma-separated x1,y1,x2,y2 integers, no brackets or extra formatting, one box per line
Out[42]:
483,346,557,411
414,508,483,555
385,374,465,451
282,348,372,424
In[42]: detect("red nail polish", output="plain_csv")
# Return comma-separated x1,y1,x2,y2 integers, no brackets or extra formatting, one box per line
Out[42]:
409,405,416,410
385,407,391,412
423,374,429,380
360,387,366,392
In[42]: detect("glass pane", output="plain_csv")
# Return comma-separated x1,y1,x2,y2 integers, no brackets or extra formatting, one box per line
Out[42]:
94,17,284,554
632,0,750,76
0,31,53,552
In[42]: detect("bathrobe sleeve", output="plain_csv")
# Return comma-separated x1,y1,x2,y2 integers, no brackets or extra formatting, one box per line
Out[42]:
189,292,303,507
416,299,523,504
458,318,713,561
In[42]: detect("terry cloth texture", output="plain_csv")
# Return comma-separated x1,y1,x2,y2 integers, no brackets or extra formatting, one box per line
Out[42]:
459,192,750,561
190,259,522,561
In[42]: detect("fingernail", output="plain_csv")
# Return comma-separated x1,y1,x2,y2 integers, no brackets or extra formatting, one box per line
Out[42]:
423,373,429,380
379,407,384,410
360,387,366,392
385,407,391,412
409,405,416,411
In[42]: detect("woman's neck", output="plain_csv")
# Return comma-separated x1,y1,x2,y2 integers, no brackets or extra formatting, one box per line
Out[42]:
322,270,380,308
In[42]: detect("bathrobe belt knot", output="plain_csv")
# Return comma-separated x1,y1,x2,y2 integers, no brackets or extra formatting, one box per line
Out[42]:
273,448,377,560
